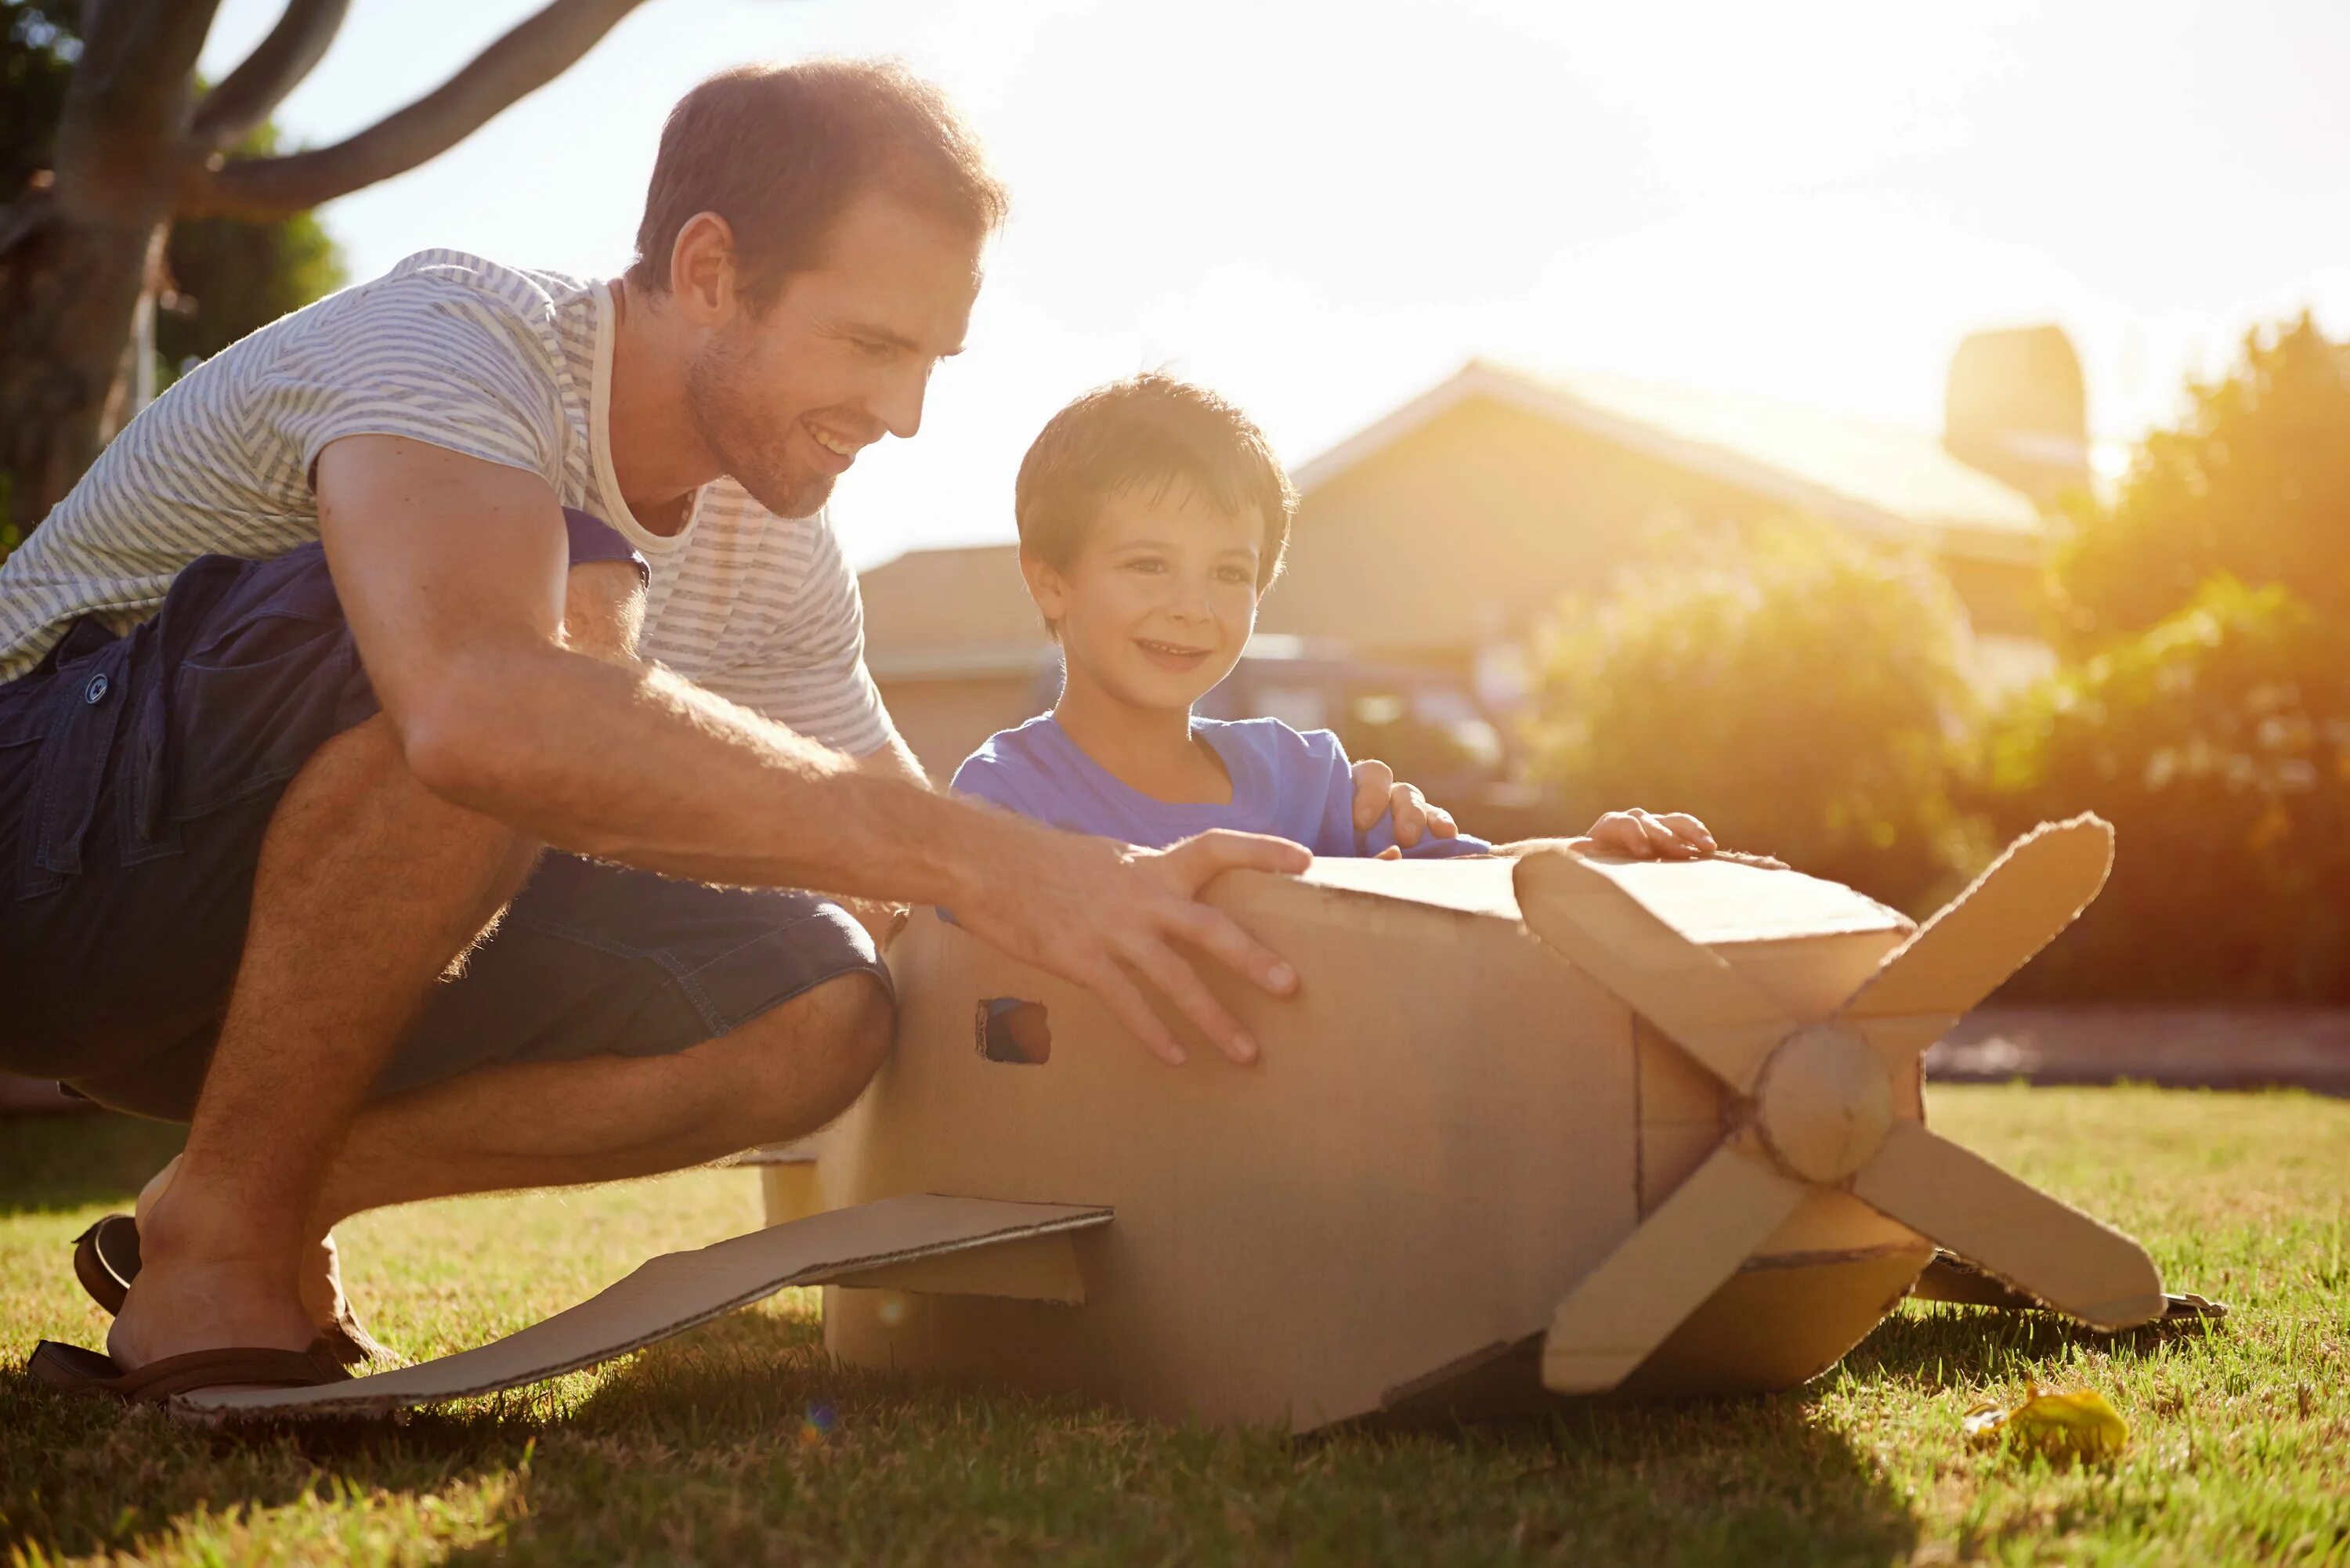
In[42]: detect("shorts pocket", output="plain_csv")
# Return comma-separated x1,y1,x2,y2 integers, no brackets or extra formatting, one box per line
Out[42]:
167,616,373,819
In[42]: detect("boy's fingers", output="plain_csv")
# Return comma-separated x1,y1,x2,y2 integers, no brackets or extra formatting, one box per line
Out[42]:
1088,960,1186,1066
1593,811,1646,857
1429,805,1460,839
1376,844,1403,860
1389,783,1429,846
1123,936,1256,1064
1166,901,1299,996
1349,758,1396,831
1635,811,1683,857
1658,811,1718,851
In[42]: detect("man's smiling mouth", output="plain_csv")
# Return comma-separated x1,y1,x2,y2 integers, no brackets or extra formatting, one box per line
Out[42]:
809,427,860,458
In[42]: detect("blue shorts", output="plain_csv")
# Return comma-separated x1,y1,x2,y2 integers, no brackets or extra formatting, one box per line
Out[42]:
0,521,890,1121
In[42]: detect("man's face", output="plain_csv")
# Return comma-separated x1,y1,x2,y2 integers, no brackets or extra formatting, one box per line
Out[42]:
685,194,982,518
1029,483,1267,715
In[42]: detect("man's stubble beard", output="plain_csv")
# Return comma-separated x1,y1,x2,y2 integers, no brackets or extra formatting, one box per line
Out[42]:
683,327,836,521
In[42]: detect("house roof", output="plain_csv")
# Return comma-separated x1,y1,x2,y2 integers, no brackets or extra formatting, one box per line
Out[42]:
856,541,1049,680
1292,359,2048,563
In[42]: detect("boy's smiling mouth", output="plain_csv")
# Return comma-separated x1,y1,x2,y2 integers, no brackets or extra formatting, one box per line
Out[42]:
1134,637,1214,671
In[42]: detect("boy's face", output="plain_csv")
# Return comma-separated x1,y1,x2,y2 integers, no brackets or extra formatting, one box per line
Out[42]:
1025,482,1265,714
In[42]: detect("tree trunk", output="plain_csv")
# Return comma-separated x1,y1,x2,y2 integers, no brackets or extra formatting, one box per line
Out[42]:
0,0,645,531
0,0,215,528
0,197,170,525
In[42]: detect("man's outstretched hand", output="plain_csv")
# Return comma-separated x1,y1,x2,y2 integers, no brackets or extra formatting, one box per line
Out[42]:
957,829,1311,1068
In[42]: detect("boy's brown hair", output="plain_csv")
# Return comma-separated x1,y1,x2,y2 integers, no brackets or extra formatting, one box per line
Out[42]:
628,60,1008,311
1014,374,1296,592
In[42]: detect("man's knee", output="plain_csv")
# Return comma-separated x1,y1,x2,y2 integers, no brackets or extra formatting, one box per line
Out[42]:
711,972,895,1140
562,561,645,662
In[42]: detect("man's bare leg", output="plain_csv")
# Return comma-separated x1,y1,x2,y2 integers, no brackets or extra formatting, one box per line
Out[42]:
107,562,635,1370
128,973,889,1342
313,972,891,1225
107,714,530,1367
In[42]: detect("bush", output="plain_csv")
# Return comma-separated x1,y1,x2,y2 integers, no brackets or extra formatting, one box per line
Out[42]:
1977,315,2350,1002
1526,519,1985,913
1981,576,2350,1001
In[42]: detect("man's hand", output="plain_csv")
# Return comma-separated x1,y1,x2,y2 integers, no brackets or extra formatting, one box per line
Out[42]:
956,828,1311,1068
1349,757,1460,848
1579,808,1717,861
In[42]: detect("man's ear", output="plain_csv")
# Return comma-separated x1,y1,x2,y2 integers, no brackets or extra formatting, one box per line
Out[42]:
1018,547,1071,627
667,212,743,326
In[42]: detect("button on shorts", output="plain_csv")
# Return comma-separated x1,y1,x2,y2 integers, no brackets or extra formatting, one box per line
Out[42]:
0,522,890,1121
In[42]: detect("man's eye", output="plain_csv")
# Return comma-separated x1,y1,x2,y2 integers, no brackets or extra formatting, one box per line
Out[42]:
854,338,892,356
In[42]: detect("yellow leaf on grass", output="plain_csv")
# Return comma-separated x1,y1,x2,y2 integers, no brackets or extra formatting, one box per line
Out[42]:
1963,1385,2130,1461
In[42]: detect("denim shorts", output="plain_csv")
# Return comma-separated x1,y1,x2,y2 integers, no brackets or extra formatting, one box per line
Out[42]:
0,521,890,1121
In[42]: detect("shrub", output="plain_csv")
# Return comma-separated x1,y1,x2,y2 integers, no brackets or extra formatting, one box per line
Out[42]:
1981,576,2350,1000
1526,518,1985,914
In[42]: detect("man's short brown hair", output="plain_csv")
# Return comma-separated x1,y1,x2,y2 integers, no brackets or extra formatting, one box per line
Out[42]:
628,60,1007,310
1015,374,1296,592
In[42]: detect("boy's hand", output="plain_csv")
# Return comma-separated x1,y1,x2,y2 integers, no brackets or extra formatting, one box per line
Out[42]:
1580,809,1717,861
1349,758,1460,847
957,827,1311,1068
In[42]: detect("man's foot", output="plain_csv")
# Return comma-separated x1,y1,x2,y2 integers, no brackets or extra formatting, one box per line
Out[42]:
131,1157,386,1364
109,1165,328,1371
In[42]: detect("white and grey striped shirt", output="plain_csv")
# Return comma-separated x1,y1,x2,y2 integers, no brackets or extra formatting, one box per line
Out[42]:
0,249,893,755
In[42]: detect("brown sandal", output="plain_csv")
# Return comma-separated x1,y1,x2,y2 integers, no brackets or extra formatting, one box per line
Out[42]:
27,1338,351,1405
68,1214,393,1367
72,1214,139,1315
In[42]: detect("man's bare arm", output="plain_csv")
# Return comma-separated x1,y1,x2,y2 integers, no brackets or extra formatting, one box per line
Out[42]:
315,435,1306,1063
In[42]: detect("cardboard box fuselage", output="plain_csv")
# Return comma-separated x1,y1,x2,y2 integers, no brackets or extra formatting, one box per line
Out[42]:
819,855,1936,1430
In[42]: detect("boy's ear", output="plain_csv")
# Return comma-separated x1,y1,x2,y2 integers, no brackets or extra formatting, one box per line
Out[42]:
1018,548,1071,627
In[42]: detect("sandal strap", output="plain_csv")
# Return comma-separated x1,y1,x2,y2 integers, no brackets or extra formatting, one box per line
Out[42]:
110,1342,349,1402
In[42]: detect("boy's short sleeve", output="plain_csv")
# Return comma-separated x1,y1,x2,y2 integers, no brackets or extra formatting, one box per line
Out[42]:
949,750,1039,818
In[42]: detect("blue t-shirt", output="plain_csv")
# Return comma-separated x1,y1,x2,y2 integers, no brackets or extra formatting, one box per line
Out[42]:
950,714,1493,858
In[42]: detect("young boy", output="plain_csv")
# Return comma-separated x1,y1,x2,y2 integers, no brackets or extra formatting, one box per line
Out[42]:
951,374,1716,863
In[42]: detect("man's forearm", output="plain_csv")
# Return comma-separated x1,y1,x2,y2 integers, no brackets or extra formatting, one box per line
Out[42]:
410,643,1037,908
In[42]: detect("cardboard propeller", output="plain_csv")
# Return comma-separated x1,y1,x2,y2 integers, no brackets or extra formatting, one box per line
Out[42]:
1520,815,2167,1395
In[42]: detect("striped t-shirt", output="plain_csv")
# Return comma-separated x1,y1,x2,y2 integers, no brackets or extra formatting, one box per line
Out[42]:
0,249,893,755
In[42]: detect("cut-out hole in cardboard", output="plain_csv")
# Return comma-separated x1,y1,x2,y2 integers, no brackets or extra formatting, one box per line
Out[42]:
977,998,1052,1064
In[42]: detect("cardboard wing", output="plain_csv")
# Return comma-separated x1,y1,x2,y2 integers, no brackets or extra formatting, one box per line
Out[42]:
178,1196,1111,1418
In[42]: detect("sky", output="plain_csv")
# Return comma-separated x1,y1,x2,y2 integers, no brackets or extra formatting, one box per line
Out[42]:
200,0,2350,571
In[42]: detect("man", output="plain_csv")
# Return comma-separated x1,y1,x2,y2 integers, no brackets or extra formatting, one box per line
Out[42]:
0,60,1452,1400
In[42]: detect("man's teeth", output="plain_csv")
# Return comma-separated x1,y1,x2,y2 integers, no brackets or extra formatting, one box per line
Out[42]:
811,429,856,457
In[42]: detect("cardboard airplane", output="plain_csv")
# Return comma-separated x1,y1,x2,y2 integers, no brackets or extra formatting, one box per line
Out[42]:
183,815,2164,1427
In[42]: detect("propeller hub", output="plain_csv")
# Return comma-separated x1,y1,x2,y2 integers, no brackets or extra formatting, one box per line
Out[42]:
1753,1024,1893,1183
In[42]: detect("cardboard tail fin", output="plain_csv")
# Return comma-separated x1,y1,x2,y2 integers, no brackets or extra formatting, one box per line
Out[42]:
175,1195,1112,1420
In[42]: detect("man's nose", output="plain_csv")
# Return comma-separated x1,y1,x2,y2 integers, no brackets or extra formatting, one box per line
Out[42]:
871,362,931,441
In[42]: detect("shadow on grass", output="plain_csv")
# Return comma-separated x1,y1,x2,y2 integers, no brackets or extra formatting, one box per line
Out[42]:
0,1111,183,1217
5,1301,1926,1566
1852,1299,2226,1387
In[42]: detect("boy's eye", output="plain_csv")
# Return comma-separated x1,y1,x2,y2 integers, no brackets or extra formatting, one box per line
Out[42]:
1216,565,1254,584
1124,557,1167,574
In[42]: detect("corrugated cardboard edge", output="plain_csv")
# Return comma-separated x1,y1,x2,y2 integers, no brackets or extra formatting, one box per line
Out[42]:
176,1195,1112,1420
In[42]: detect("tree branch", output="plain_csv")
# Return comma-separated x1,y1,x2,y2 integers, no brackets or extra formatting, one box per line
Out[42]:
175,0,651,222
55,0,222,212
188,0,352,153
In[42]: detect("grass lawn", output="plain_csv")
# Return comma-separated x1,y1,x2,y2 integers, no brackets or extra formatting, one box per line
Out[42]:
2,1084,2345,1566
